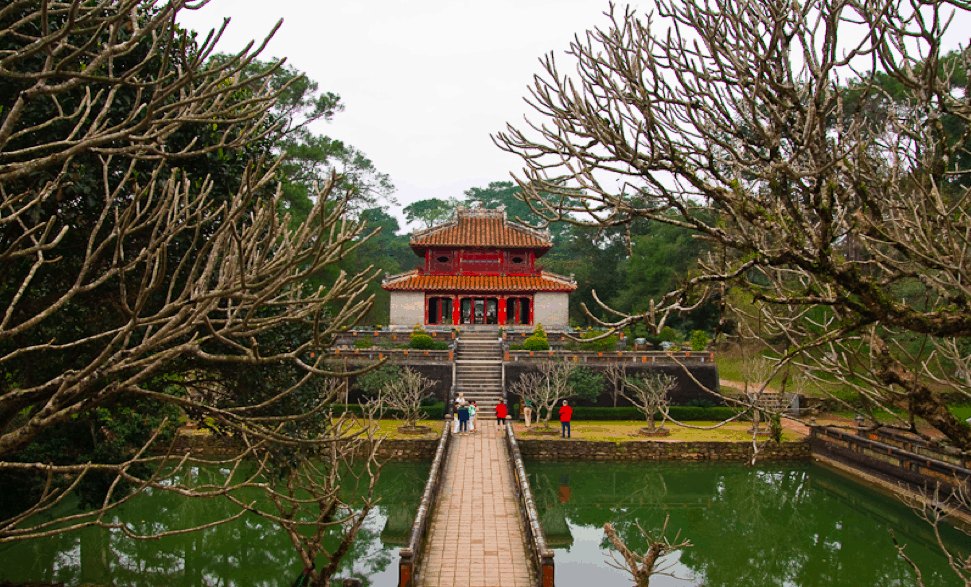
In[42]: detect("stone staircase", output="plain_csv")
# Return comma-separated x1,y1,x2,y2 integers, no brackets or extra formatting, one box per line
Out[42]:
453,330,504,416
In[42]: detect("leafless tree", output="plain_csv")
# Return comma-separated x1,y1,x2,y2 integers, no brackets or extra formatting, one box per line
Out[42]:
604,516,693,586
0,4,388,581
496,0,971,448
604,362,627,407
621,373,675,433
895,484,971,587
509,360,576,430
379,366,435,429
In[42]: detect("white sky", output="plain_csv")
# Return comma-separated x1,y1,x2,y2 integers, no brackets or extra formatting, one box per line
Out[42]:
177,0,624,228
177,1,969,231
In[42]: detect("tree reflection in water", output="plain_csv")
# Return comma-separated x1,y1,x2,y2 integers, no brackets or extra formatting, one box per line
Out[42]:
527,461,971,587
0,462,429,587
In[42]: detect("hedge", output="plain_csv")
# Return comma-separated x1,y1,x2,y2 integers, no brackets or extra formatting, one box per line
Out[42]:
519,405,739,422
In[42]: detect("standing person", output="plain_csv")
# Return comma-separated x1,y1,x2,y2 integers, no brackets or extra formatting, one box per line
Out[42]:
559,400,573,438
458,402,470,434
469,401,477,434
453,393,468,434
496,399,508,427
523,398,533,427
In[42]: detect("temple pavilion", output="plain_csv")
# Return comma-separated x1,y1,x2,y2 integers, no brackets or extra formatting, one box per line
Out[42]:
382,206,576,330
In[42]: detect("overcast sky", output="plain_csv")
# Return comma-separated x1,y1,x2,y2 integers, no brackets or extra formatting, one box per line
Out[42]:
178,1,970,231
177,0,622,228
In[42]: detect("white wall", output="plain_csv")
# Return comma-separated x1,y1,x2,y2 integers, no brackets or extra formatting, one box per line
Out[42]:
533,292,569,328
389,291,425,328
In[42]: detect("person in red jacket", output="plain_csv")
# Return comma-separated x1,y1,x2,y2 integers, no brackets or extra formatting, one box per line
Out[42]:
559,400,573,438
496,399,508,428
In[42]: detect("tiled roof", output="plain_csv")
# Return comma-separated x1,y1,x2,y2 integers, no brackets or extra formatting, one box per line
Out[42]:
382,271,576,292
410,207,552,249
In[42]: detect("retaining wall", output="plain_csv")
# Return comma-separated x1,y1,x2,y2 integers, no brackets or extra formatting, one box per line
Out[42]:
516,438,811,461
166,433,440,460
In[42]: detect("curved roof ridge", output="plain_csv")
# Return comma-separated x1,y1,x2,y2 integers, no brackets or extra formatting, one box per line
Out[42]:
410,205,552,249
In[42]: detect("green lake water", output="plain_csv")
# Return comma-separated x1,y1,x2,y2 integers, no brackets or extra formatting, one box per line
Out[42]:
0,461,430,587
526,461,971,587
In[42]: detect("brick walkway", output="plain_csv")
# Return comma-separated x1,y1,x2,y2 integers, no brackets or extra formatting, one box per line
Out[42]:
418,420,533,587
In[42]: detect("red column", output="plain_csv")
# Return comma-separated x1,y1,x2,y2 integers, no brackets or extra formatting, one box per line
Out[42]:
498,296,506,325
452,295,460,325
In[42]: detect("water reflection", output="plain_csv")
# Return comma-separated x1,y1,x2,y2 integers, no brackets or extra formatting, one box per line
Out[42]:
527,461,971,587
0,462,429,587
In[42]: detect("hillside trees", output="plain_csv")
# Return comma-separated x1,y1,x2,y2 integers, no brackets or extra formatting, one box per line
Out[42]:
0,2,387,579
496,0,971,449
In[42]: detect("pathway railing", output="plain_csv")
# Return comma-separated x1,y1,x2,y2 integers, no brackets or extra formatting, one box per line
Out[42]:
811,425,971,505
503,423,555,587
398,419,453,587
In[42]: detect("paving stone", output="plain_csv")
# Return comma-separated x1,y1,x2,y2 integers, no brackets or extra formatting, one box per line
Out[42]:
418,425,534,587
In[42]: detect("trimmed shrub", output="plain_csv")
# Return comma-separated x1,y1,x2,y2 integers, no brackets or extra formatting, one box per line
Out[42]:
658,326,678,342
354,336,373,349
580,330,618,351
532,323,547,339
690,330,709,351
410,334,435,349
568,406,736,421
522,336,550,351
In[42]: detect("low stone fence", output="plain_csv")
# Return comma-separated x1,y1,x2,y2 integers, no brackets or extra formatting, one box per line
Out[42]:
166,432,440,461
398,422,453,587
504,422,555,587
516,437,811,461
858,427,968,468
505,350,713,365
811,426,971,503
330,348,453,362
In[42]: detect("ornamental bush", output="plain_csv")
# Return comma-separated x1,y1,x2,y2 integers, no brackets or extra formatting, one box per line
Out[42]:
690,330,710,351
409,334,435,349
522,336,550,351
580,330,618,351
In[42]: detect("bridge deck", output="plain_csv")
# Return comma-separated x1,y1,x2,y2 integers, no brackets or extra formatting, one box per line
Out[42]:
418,422,533,587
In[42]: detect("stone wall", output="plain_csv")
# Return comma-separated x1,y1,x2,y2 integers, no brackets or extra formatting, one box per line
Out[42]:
166,434,440,460
389,291,425,328
505,362,721,407
517,438,811,461
533,292,570,328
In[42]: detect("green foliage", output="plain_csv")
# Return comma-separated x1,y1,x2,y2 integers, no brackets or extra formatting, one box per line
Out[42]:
658,326,678,342
355,364,403,398
403,198,459,229
409,334,435,349
580,330,619,351
769,413,784,444
690,330,710,351
568,406,737,421
354,336,373,349
532,323,548,339
567,366,605,404
523,336,550,351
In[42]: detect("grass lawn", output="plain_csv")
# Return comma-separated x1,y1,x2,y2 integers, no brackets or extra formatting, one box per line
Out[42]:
511,421,803,443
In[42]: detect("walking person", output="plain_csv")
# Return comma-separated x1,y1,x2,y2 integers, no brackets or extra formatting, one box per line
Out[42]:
496,399,508,427
523,398,533,427
469,401,477,434
559,400,573,438
458,402,470,434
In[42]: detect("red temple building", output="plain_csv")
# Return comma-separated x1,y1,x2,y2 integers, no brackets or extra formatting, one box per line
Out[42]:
382,207,576,330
